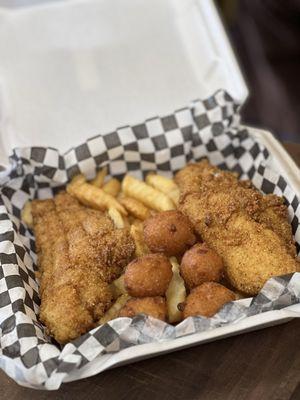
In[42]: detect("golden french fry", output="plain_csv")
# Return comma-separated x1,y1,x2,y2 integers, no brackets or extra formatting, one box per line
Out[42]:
113,210,130,229
166,257,187,323
117,191,125,200
66,173,86,201
103,178,121,197
110,274,127,299
100,294,131,324
120,196,151,221
122,175,175,212
108,207,124,229
146,173,180,206
130,221,149,257
68,173,86,188
67,182,127,215
91,167,107,187
21,201,33,228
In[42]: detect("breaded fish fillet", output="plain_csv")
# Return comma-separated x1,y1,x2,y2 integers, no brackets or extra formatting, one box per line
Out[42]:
176,160,297,295
32,192,135,344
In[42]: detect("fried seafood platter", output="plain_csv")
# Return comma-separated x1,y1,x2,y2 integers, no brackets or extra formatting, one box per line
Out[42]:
21,161,298,344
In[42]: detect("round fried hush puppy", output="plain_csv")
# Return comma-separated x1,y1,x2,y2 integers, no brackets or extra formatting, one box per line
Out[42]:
124,254,172,297
180,243,224,288
119,296,167,321
181,282,236,319
143,210,196,256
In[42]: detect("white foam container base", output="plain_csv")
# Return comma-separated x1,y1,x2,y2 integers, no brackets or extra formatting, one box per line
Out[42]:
0,0,247,165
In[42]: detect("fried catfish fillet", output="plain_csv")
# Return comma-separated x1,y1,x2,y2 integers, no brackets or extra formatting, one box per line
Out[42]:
176,160,297,295
32,192,135,344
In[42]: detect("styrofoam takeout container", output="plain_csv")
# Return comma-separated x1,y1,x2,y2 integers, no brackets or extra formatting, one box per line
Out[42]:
0,0,299,387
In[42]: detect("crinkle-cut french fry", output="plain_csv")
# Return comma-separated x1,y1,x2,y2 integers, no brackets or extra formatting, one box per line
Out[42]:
100,294,131,324
68,173,86,188
103,178,121,197
130,221,149,257
108,206,124,229
122,175,175,212
146,173,180,206
117,191,125,200
166,257,186,323
115,212,130,229
21,201,33,228
66,173,86,199
169,190,180,207
110,274,127,299
120,196,151,221
91,167,107,187
67,182,127,215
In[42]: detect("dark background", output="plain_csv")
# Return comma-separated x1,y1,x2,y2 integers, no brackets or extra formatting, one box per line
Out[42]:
217,0,300,143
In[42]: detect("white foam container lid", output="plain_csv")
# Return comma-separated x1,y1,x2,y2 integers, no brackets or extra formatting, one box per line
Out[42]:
0,0,247,159
0,0,299,381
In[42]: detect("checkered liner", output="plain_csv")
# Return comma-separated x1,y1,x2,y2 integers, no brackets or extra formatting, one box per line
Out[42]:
0,90,299,389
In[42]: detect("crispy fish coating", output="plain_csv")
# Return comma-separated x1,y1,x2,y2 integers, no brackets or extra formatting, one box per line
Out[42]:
176,160,297,295
222,214,297,294
32,192,135,344
41,285,94,344
96,229,136,282
256,194,296,257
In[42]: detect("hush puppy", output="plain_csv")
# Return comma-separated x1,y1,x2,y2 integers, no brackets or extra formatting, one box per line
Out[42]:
143,210,196,256
180,243,224,288
181,282,235,318
119,296,167,321
124,253,172,297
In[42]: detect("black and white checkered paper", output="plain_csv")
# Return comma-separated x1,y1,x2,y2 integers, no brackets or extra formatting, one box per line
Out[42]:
0,90,299,389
